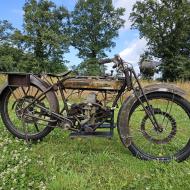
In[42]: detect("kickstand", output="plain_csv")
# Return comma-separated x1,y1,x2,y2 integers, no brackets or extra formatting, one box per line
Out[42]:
21,116,31,147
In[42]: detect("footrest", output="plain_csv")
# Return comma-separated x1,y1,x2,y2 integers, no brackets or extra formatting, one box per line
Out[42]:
98,123,116,129
70,131,113,139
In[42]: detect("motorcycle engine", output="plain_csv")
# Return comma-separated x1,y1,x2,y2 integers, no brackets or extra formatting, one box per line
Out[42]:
68,93,110,131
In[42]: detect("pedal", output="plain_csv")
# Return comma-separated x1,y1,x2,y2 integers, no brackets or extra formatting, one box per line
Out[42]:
69,131,113,139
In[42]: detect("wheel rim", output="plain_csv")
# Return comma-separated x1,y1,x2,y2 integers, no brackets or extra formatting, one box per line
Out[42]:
128,94,190,160
4,85,53,137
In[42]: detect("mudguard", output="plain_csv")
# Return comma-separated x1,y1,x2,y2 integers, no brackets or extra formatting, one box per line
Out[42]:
117,83,188,147
141,83,186,97
0,75,59,114
0,82,8,100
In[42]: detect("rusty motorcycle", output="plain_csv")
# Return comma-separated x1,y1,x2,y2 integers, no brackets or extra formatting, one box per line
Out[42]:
1,55,190,162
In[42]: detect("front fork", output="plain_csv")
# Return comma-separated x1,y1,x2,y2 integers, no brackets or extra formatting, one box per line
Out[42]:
128,68,162,132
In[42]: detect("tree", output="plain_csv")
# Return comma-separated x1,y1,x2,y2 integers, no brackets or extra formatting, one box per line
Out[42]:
21,0,70,73
0,20,16,71
0,19,39,72
0,20,14,43
0,1,70,74
76,59,103,76
70,0,125,75
130,0,190,81
0,43,38,72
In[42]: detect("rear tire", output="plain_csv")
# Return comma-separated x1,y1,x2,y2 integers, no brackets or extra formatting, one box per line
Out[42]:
0,85,57,141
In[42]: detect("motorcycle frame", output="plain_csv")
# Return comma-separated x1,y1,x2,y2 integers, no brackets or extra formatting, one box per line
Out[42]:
4,62,161,132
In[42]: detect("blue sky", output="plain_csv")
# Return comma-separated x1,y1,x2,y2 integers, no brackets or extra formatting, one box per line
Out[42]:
0,0,147,70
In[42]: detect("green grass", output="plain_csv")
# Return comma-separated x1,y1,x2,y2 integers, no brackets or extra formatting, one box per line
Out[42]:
1,116,190,190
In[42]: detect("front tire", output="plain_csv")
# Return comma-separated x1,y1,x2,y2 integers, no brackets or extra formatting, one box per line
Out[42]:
118,92,190,162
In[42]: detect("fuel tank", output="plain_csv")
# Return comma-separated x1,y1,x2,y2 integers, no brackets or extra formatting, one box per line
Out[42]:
63,76,124,91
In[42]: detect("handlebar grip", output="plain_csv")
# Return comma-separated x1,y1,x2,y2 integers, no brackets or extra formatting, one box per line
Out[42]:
98,58,113,65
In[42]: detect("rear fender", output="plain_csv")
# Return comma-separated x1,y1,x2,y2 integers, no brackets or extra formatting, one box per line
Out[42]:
0,82,8,100
0,75,59,113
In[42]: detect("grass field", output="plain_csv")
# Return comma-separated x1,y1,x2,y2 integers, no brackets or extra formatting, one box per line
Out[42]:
1,76,190,190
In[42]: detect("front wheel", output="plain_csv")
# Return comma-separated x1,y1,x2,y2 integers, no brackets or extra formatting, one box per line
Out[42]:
118,92,190,162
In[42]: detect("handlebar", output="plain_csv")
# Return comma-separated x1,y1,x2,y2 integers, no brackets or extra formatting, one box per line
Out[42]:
98,55,125,69
98,58,114,65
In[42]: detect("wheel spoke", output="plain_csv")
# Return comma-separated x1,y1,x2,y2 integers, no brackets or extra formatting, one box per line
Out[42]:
21,87,27,96
34,122,40,132
34,88,40,98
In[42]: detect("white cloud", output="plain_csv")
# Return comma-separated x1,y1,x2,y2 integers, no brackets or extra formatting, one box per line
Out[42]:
119,38,147,73
113,0,139,31
112,1,148,73
105,38,147,74
120,38,147,63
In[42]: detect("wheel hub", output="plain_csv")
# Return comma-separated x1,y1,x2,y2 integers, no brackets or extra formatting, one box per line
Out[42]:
141,109,177,144
15,96,43,124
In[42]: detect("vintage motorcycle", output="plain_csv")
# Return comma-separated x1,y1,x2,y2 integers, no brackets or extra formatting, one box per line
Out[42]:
1,55,190,162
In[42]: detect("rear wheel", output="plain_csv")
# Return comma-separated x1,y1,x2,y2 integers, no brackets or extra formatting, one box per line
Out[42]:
0,85,57,141
118,92,190,162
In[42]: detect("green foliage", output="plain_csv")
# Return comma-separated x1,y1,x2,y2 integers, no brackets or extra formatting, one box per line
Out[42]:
0,20,14,43
0,20,17,72
0,20,37,73
0,0,70,74
0,42,42,73
20,0,70,73
130,0,190,81
75,58,106,76
0,1,125,74
0,0,70,73
70,0,125,75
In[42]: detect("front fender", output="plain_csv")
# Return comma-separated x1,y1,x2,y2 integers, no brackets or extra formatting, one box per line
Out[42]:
142,83,186,97
121,83,187,116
